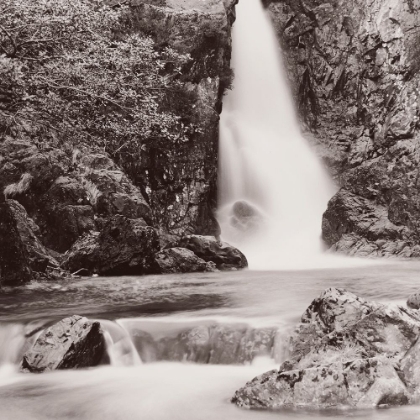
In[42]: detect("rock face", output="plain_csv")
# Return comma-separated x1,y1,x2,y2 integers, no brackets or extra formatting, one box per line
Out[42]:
21,315,105,373
265,0,420,257
62,216,160,276
176,235,248,269
233,288,420,410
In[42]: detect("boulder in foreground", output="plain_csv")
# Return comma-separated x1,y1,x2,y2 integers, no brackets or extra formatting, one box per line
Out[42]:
232,288,420,410
21,315,105,373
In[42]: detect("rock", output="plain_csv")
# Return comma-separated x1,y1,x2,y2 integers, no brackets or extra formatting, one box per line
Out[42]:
157,324,277,364
408,292,420,310
229,200,264,233
322,189,413,257
62,215,160,275
78,153,152,224
233,288,420,410
175,235,248,270
21,315,105,373
232,358,409,409
0,194,32,286
7,200,58,272
153,247,212,274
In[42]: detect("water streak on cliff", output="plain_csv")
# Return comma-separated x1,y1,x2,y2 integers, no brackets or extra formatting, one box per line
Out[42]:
218,0,338,269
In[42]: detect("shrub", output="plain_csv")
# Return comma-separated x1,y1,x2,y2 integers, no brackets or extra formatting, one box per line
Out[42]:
0,0,198,156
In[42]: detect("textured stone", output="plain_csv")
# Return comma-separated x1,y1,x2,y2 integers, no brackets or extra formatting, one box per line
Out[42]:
232,358,409,409
153,247,211,274
233,288,420,410
62,216,160,276
0,194,32,286
21,315,105,373
176,234,248,269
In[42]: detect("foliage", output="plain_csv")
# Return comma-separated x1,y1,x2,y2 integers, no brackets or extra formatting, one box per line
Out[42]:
0,0,198,156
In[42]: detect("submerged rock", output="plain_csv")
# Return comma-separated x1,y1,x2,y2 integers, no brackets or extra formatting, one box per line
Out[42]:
175,235,248,270
62,215,159,275
229,201,264,233
21,315,105,373
232,288,420,410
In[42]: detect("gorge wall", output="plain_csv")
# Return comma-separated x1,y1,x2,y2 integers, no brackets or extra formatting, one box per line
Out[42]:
265,0,420,257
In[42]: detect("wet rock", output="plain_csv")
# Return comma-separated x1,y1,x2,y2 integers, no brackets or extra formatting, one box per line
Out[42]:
0,194,32,286
229,200,264,233
62,215,160,275
157,324,276,364
21,315,105,373
408,292,420,310
175,235,248,270
153,247,214,274
322,189,413,257
232,358,409,409
233,288,420,410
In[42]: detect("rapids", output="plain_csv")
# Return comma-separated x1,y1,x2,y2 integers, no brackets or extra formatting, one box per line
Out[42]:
1,263,420,419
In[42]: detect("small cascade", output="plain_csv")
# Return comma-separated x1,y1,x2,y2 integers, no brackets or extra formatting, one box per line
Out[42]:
99,319,142,366
218,0,340,269
0,318,289,370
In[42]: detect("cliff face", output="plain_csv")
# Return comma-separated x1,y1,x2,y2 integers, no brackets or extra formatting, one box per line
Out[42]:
116,0,237,237
265,0,420,257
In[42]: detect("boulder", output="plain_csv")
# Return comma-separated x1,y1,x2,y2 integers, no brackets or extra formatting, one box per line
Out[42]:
62,215,160,275
21,315,105,373
407,292,420,310
322,189,416,258
175,235,248,270
0,194,32,286
7,200,59,272
229,200,264,233
153,247,215,274
232,358,409,409
233,288,420,410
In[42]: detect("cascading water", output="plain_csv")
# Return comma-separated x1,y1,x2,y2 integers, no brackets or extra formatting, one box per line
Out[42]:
218,0,339,270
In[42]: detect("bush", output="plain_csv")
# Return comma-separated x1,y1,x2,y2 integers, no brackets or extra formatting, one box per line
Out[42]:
0,0,198,156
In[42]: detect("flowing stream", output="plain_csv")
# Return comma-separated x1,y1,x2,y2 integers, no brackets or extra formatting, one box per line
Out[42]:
218,0,342,270
1,263,420,419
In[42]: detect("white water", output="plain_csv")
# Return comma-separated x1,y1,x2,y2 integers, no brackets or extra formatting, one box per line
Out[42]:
218,0,343,270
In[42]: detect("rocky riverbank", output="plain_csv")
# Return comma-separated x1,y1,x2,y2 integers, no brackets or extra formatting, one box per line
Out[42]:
233,287,420,410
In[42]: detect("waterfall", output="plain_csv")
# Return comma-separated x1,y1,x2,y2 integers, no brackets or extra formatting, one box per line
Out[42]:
218,0,339,270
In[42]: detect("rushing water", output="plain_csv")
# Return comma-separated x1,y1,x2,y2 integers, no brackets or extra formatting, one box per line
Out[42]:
2,262,420,419
218,0,340,270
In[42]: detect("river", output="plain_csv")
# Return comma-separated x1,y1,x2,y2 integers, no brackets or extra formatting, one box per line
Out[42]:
1,261,420,419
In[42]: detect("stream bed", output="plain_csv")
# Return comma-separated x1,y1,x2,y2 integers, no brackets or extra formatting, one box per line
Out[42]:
1,260,420,419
